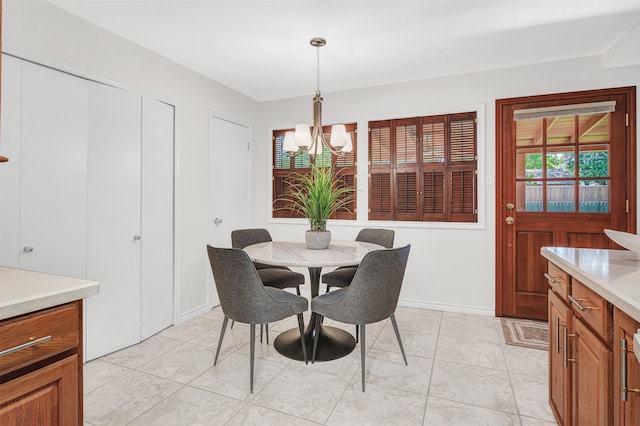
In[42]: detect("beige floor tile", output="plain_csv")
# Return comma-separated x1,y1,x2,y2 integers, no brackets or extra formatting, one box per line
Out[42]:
326,380,427,425
372,324,438,358
429,360,518,413
423,397,520,425
503,343,549,376
127,385,244,425
361,348,432,394
84,370,181,425
226,404,321,426
83,359,131,394
137,342,217,384
100,335,183,369
393,307,443,333
158,316,219,342
439,312,500,343
510,372,556,422
435,334,507,370
251,366,350,423
189,351,287,401
520,415,558,425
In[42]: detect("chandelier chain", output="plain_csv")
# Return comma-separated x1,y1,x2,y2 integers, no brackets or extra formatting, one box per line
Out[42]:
316,44,321,93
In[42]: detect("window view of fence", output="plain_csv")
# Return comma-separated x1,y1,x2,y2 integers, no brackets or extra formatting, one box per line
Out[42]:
515,111,610,213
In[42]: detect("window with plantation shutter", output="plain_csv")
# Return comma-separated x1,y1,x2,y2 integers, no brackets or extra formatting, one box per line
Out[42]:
272,123,357,220
368,111,477,222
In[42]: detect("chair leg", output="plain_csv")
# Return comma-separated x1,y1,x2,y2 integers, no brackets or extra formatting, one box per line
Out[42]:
230,320,234,329
260,324,263,343
311,315,322,364
390,314,408,366
265,323,269,344
355,324,359,343
360,324,366,392
296,286,301,296
214,316,229,366
250,323,256,393
325,285,331,293
297,313,308,364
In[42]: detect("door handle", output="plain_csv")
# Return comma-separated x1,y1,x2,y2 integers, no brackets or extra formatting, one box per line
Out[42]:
213,218,223,225
505,217,515,225
23,246,34,253
133,235,141,241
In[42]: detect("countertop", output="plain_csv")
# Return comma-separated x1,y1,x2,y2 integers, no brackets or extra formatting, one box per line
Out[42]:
541,247,640,322
0,267,99,320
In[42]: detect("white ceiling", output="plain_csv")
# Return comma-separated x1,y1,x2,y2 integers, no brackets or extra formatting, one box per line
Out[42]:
46,0,640,102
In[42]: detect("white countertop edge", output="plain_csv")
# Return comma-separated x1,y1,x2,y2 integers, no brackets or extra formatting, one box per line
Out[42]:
541,247,640,323
1,282,99,320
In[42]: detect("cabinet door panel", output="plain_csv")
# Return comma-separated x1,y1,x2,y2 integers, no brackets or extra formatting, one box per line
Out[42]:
85,82,142,360
19,61,88,278
614,308,640,426
573,318,612,425
549,289,571,425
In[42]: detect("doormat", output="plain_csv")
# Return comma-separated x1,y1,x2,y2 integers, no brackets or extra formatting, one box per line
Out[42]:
501,318,548,351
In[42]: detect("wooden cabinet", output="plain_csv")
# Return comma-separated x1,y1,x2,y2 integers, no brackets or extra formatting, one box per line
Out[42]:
546,266,613,425
613,308,640,425
0,301,83,425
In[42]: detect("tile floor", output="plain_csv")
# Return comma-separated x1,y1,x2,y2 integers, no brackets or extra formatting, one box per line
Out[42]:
83,306,557,425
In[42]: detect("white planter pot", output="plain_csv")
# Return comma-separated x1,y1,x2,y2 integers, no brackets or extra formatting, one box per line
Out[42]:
305,230,331,250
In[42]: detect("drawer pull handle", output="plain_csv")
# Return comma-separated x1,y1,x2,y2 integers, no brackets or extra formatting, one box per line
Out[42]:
544,273,559,284
563,327,576,367
0,335,52,357
568,295,595,311
620,338,640,401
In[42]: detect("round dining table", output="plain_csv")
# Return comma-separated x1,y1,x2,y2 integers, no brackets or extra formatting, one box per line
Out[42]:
243,240,383,362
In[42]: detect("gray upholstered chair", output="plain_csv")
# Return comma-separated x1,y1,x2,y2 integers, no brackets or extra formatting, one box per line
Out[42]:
322,228,395,292
231,228,305,343
311,245,410,392
207,245,308,393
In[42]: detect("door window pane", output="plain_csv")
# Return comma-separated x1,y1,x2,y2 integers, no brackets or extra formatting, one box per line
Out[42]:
517,149,542,179
578,113,609,143
578,146,609,178
546,148,575,178
579,181,609,212
517,180,543,212
546,115,574,145
516,118,542,147
547,181,575,212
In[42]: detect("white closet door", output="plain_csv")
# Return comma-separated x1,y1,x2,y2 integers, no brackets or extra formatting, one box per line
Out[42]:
140,97,175,340
0,55,22,267
19,61,88,278
208,116,251,307
85,82,142,360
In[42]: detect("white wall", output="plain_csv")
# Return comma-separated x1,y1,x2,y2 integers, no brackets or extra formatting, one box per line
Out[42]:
2,1,259,321
253,57,640,315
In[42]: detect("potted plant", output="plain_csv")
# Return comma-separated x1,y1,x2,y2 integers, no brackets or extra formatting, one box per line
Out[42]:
279,164,354,249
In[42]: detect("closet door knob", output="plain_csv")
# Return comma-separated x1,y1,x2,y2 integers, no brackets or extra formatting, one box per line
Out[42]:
23,246,34,253
133,235,141,241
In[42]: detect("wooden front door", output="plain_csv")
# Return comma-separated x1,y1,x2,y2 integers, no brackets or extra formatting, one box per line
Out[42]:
496,87,636,320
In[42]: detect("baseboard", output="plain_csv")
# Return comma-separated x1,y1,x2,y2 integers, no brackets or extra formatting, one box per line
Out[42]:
398,297,495,317
178,302,214,324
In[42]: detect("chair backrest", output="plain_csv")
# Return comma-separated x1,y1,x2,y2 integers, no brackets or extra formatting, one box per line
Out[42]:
207,245,285,324
355,228,395,248
231,228,273,249
335,245,410,324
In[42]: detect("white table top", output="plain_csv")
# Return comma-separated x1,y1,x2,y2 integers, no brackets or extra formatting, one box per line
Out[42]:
0,267,99,320
540,247,640,322
243,240,384,268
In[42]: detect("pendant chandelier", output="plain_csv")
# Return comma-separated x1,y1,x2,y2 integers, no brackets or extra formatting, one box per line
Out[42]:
282,37,353,158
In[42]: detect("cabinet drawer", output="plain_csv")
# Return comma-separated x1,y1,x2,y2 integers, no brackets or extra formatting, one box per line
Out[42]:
546,262,569,301
570,279,612,345
0,302,80,381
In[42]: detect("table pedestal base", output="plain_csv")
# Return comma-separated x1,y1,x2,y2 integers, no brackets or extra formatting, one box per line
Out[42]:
274,319,356,362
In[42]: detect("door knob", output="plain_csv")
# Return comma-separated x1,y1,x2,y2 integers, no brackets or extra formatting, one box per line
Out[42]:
505,217,515,225
23,246,34,253
213,218,223,225
133,235,141,241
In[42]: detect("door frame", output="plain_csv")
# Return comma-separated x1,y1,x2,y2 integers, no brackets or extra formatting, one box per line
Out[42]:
495,86,637,317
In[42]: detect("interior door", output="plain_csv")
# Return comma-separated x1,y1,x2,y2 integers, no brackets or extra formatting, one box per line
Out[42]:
85,82,142,360
208,116,251,306
19,60,88,278
497,87,636,320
